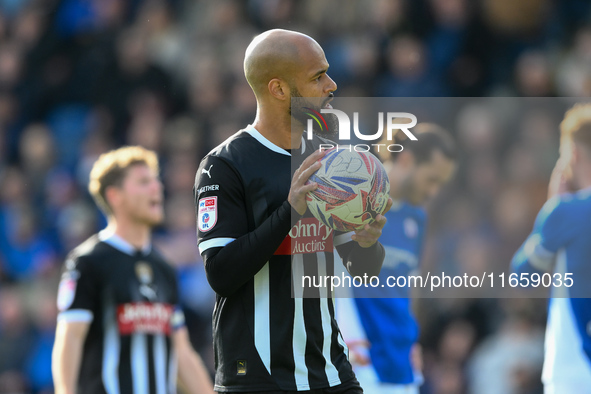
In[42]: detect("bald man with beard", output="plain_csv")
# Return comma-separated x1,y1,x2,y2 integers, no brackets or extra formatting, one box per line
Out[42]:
194,30,391,393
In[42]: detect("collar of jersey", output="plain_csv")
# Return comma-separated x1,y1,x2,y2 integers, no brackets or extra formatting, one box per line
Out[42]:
244,124,292,156
98,229,151,256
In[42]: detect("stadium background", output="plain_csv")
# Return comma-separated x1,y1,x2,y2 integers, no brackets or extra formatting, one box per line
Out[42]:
0,0,589,393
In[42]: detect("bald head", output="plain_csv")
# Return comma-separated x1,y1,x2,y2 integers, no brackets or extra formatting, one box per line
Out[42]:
244,29,323,97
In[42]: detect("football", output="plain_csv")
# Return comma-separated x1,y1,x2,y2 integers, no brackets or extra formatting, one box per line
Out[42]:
306,148,390,232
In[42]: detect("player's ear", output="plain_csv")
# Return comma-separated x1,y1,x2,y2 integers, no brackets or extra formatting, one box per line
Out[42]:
105,185,121,212
572,145,580,163
268,78,287,101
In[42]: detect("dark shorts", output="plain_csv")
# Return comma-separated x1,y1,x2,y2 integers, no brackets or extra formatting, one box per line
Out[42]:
221,378,363,394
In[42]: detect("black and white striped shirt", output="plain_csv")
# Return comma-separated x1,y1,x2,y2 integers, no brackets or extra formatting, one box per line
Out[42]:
56,231,185,394
195,125,384,392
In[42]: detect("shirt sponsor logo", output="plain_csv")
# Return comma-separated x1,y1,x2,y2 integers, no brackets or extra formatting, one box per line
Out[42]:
275,217,333,255
198,196,217,232
117,302,174,335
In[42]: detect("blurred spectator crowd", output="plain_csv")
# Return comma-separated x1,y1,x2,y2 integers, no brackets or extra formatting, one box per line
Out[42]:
0,0,589,393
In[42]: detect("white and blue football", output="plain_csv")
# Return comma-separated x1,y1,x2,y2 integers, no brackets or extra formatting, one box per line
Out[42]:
306,148,390,232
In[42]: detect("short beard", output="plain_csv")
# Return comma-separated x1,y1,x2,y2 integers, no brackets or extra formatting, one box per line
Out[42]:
134,212,163,229
290,86,338,138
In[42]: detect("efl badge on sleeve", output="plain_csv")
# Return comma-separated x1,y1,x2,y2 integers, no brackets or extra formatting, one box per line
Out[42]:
57,269,79,311
198,196,217,232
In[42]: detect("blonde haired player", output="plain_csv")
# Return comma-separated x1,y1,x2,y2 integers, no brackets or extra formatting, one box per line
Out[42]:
52,146,213,394
512,104,591,393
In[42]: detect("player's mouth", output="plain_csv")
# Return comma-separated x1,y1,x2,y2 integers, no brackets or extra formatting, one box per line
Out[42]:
323,94,334,109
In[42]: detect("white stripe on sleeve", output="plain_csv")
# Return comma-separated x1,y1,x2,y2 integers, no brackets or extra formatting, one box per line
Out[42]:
334,232,354,246
524,234,556,272
198,238,236,254
57,309,94,323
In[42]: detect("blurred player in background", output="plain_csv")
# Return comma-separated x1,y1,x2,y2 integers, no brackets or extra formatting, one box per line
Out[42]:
194,29,391,393
512,103,591,394
52,146,213,394
337,124,457,394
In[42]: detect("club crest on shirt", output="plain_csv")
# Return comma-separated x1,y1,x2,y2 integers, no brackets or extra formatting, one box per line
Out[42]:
57,269,79,311
136,262,158,301
198,196,217,232
135,262,153,284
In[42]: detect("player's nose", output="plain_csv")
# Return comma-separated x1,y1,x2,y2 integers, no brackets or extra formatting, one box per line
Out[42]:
153,178,164,193
325,74,337,93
